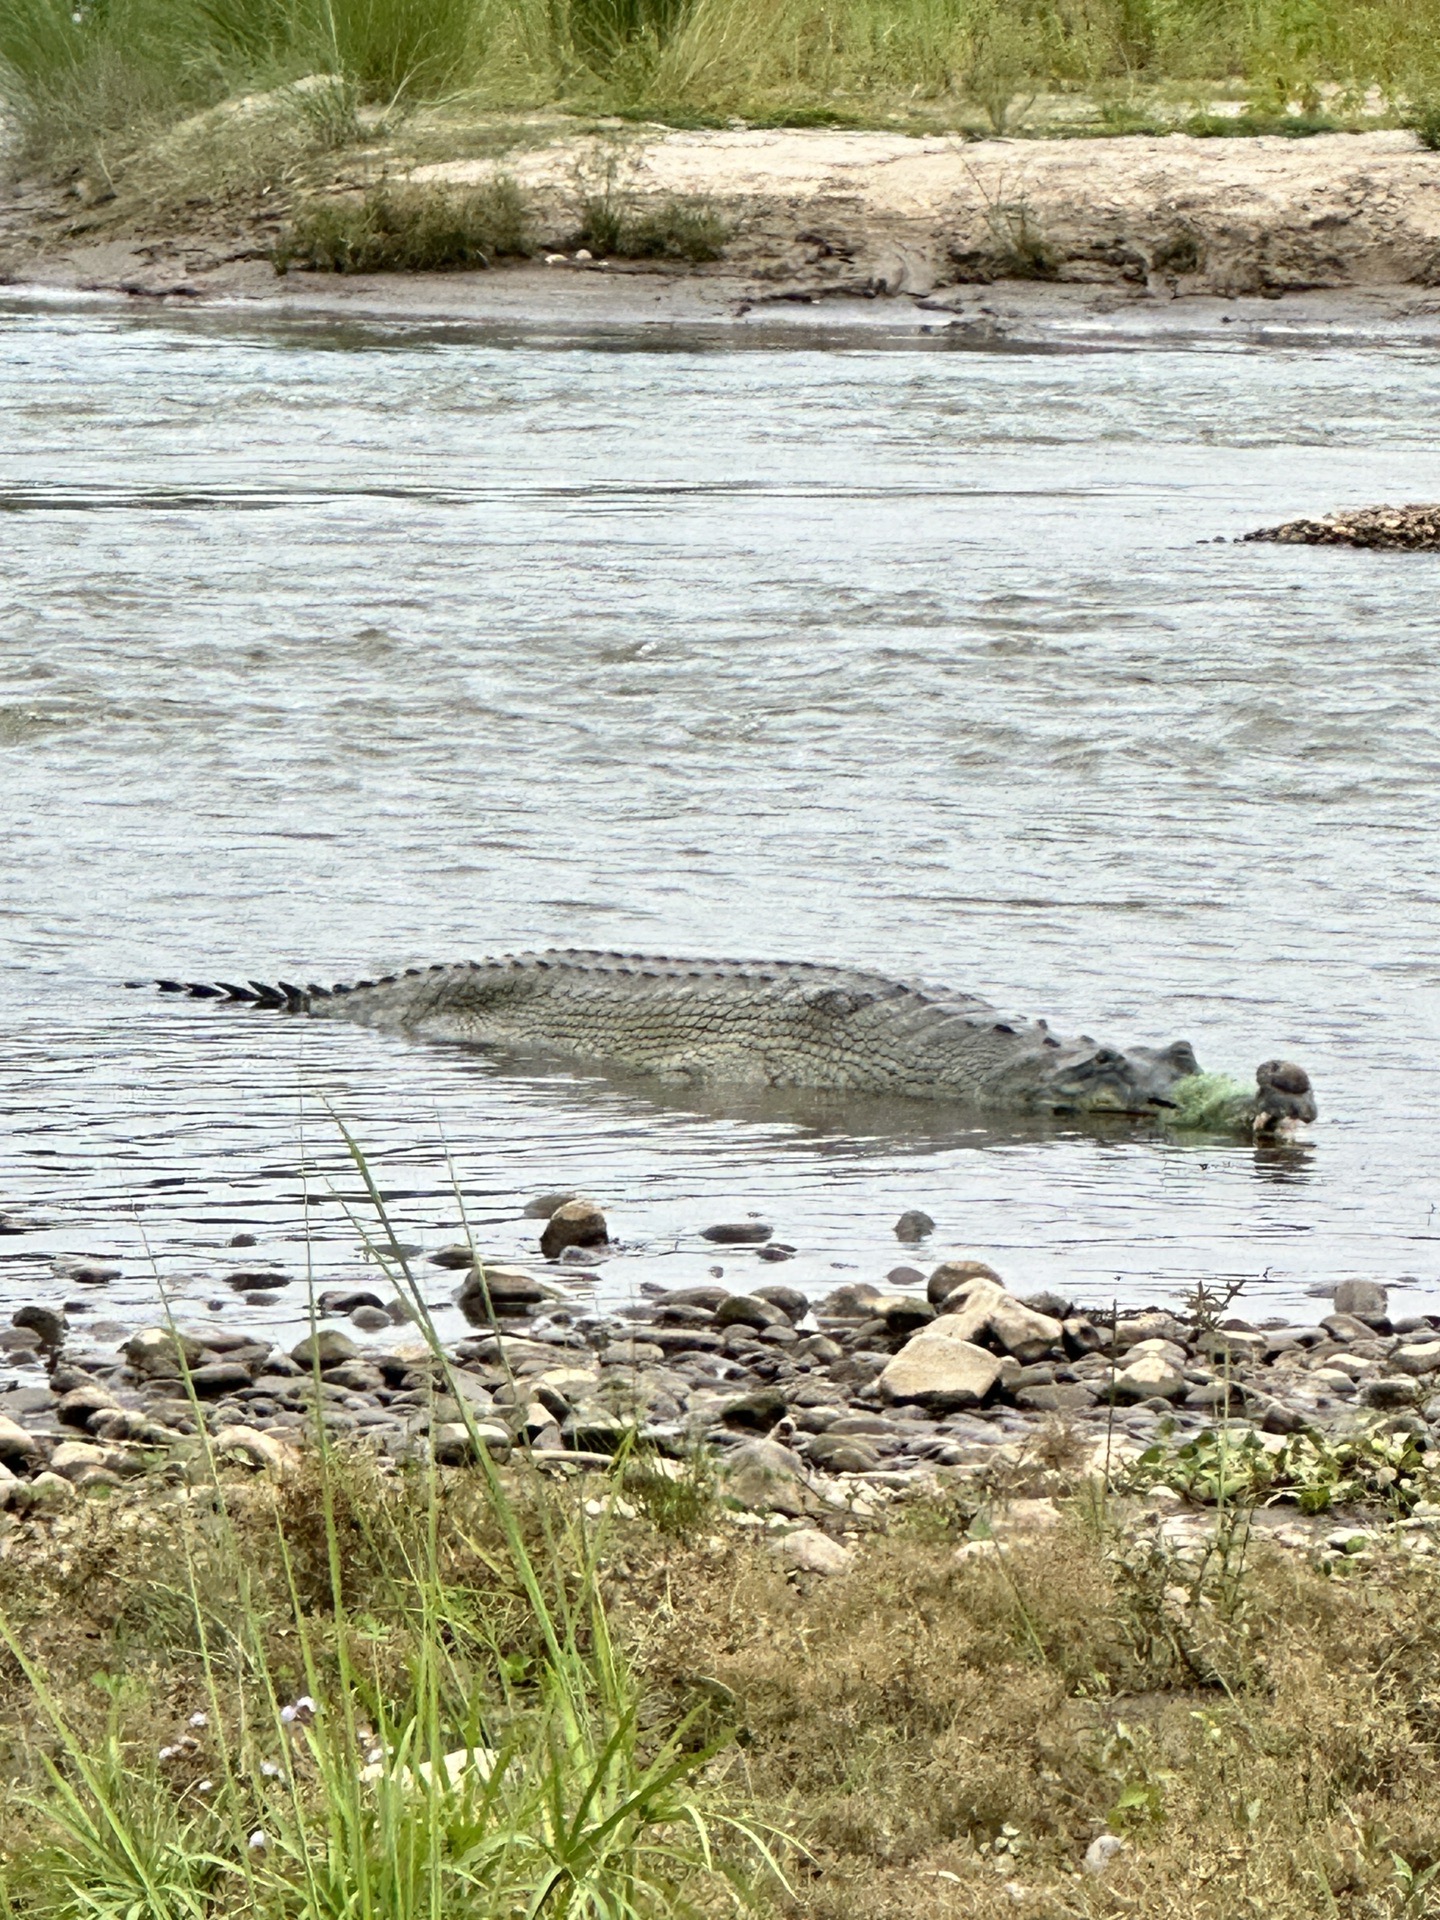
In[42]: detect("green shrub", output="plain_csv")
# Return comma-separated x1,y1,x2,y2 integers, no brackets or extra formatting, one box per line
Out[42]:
276,176,529,271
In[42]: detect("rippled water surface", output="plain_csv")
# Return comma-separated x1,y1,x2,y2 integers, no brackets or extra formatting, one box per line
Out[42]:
3,297,1439,1358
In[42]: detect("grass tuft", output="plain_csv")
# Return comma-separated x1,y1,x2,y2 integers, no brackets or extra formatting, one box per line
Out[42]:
275,175,529,270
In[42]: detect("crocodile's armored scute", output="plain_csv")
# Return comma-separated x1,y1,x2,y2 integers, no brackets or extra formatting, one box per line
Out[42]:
152,949,1318,1131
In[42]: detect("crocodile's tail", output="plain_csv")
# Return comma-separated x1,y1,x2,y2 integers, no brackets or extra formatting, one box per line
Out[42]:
129,963,460,1013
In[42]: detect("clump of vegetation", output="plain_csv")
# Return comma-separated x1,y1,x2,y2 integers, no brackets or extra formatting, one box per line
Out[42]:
570,148,729,260
1123,1420,1437,1515
0,1141,784,1919
275,176,529,271
6,0,1440,197
1413,98,1440,148
1168,1069,1253,1131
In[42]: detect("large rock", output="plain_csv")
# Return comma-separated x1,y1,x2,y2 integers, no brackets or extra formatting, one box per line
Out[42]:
1392,1341,1440,1377
936,1279,1062,1363
125,1327,208,1378
458,1264,547,1322
722,1387,789,1431
818,1282,884,1319
539,1200,609,1260
878,1327,1003,1411
771,1528,853,1575
1333,1280,1388,1320
0,1414,43,1468
926,1258,1004,1307
713,1294,790,1332
1111,1352,1185,1403
722,1438,815,1516
13,1306,65,1348
894,1210,935,1242
211,1425,298,1472
290,1330,358,1369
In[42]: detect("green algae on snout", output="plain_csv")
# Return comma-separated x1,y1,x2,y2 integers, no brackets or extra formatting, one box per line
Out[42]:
1168,1071,1253,1132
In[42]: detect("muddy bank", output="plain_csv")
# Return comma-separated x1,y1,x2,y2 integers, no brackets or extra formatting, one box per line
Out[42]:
4,125,1440,322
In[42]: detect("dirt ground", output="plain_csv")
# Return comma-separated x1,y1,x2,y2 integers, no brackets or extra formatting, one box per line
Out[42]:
4,124,1440,330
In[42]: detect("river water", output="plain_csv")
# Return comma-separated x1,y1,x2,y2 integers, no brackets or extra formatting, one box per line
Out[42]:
2,294,1438,1360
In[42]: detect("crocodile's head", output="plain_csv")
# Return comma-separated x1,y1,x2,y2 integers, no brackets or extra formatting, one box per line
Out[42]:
1040,1039,1204,1116
1041,1042,1316,1135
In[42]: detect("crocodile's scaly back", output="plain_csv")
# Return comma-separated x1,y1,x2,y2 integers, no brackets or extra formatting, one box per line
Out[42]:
147,948,1320,1127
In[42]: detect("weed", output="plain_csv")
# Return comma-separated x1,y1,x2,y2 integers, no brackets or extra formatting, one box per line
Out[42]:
0,1130,787,1920
569,148,728,258
275,175,529,270
1122,1421,1438,1516
1413,98,1440,149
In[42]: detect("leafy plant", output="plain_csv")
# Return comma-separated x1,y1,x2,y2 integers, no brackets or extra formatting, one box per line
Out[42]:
1122,1423,1437,1516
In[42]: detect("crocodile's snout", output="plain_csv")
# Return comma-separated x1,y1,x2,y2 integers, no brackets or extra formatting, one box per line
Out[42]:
1253,1059,1317,1133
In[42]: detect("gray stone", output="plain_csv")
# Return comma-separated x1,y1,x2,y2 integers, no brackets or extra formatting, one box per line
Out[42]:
818,1283,884,1319
722,1439,814,1516
430,1245,479,1269
926,1258,1004,1307
937,1280,1063,1363
0,1414,43,1467
701,1222,773,1245
125,1327,208,1378
770,1529,853,1574
540,1200,609,1260
522,1192,578,1219
1020,1290,1072,1321
1014,1383,1095,1413
290,1330,358,1369
351,1306,392,1331
721,1388,788,1431
1391,1341,1440,1377
12,1306,65,1348
894,1210,936,1242
431,1420,512,1465
805,1434,880,1472
878,1327,1004,1411
1112,1353,1185,1403
459,1266,547,1322
56,1383,121,1427
752,1285,808,1321
1333,1280,1388,1320
190,1362,255,1398
714,1294,790,1332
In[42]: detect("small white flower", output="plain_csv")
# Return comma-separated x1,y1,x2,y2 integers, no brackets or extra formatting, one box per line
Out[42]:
196,1779,213,1795
158,1745,177,1762
295,1695,317,1717
260,1760,282,1779
188,1711,209,1729
248,1830,267,1851
366,1747,383,1764
280,1705,296,1724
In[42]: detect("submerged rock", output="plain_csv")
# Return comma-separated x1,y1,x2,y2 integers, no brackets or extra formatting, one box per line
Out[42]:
539,1199,609,1260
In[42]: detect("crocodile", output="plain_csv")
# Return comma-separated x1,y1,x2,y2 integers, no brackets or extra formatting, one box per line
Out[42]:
144,950,1317,1136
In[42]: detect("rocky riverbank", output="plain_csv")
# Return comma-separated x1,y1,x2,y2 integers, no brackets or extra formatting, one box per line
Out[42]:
3,1203,1438,1554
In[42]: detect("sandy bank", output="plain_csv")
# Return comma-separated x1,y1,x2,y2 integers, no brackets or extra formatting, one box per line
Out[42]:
4,124,1440,328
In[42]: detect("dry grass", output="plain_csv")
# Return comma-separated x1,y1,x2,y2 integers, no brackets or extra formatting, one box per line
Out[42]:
4,1456,1440,1917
